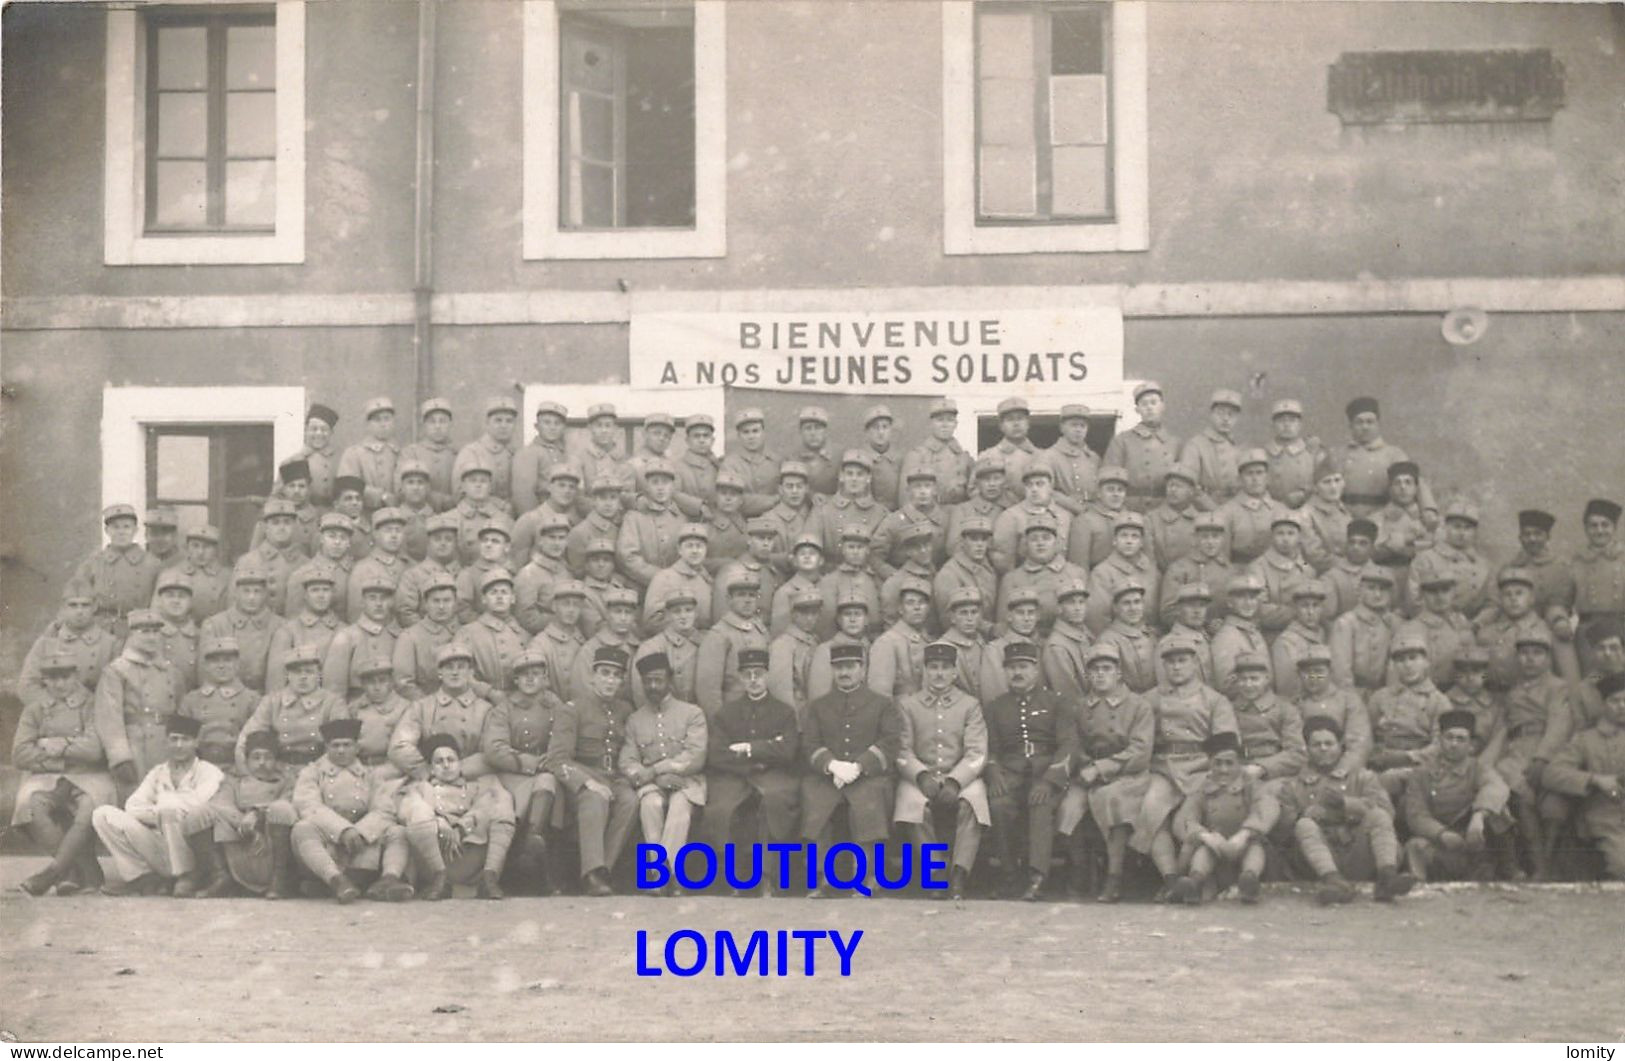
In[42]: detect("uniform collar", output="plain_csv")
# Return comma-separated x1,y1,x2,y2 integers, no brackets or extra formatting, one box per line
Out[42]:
362,439,398,454
481,435,514,456
1202,426,1234,444
1021,556,1066,574
436,688,477,707
889,621,927,642
1269,438,1306,456
298,611,338,629
103,544,147,566
1131,424,1166,441
321,755,367,777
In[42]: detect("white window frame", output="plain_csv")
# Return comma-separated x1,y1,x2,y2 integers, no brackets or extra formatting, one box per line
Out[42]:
522,0,727,261
101,385,306,520
520,383,726,447
104,0,307,266
942,0,1148,255
954,383,1137,453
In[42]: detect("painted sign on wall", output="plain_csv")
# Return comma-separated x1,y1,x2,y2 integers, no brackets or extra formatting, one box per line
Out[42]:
1328,49,1565,125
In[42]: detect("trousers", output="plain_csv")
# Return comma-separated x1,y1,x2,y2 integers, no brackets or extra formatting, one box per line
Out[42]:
639,790,697,853
1293,812,1399,879
92,803,209,880
292,820,410,880
911,799,982,872
565,779,638,875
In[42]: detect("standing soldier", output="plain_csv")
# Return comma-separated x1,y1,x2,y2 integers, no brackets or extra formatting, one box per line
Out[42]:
19,580,118,706
1334,397,1439,523
1476,568,1570,690
1159,513,1234,630
939,588,1003,704
768,589,822,714
817,527,883,637
1401,571,1475,688
718,408,782,517
620,653,708,882
294,403,340,509
702,471,750,574
399,398,458,511
672,414,721,520
806,592,875,703
570,587,641,704
903,398,975,506
1104,382,1179,514
450,456,512,566
1083,512,1159,636
1497,629,1574,879
769,532,825,638
1412,500,1493,619
873,469,949,573
563,472,619,572
237,643,351,769
578,540,634,640
1047,404,1102,518
179,637,256,769
1571,498,1625,673
1329,565,1398,695
388,642,496,781
1324,520,1379,620
1000,517,1088,635
337,397,400,513
94,609,184,801
152,570,200,693
351,656,413,769
644,524,715,632
627,412,679,500
170,526,232,622
879,524,942,631
514,511,573,635
1155,584,1216,690
1067,465,1131,571
1367,632,1450,796
395,460,438,562
459,568,530,694
201,558,283,694
861,405,904,510
1272,580,1330,699
696,571,771,718
702,647,800,886
456,396,521,504
349,508,410,621
1297,457,1352,576
762,462,815,573
1218,449,1289,566
791,406,839,497
577,403,635,512
713,517,780,626
77,503,163,633
392,574,460,701
511,401,571,516
982,641,1067,900
454,515,515,624
868,578,933,699
617,458,685,590
557,646,639,896
634,591,703,708
1265,399,1326,509
1146,463,1201,570
291,718,414,904
946,456,1009,558
1505,509,1575,628
329,478,373,560
982,397,1041,507
933,516,997,634
91,715,223,897
806,451,889,559
1180,388,1244,511
1212,572,1273,694
251,499,305,616
266,568,341,690
1229,653,1306,785
143,507,182,570
991,464,1072,576
288,514,355,623
1042,581,1095,701
1373,462,1432,615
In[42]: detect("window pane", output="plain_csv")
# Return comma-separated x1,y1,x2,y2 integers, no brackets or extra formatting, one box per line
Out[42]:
979,78,1035,147
1051,74,1108,145
172,504,212,533
224,160,277,226
226,24,276,89
1051,144,1110,216
156,92,208,157
153,161,208,227
1051,8,1106,76
571,162,616,228
623,25,695,228
575,93,616,163
156,435,211,502
156,26,208,90
977,8,1035,80
562,29,617,95
979,145,1037,217
226,92,277,157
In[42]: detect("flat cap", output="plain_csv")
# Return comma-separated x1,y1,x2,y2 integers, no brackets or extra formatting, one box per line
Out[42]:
548,462,582,482
642,457,677,480
1296,644,1334,669
1060,403,1091,421
550,579,587,601
356,654,395,678
1233,651,1270,673
1003,640,1041,665
284,643,324,668
1056,579,1090,602
923,640,958,665
535,401,568,420
1086,642,1122,666
947,586,984,610
678,523,710,543
1497,567,1536,589
1159,633,1202,658
972,455,1006,478
371,507,407,529
1112,511,1146,533
957,516,993,537
791,589,824,610
478,568,515,593
684,414,715,432
1096,465,1129,487
604,587,640,608
1023,512,1059,536
200,636,240,657
928,398,958,417
1389,631,1430,657
1176,582,1214,603
232,557,269,584
585,537,617,557
1357,563,1396,587
512,650,549,674
1003,586,1041,609
896,576,933,601
38,650,80,674
592,646,630,672
829,643,866,665
779,460,810,481
1228,571,1267,593
840,449,874,470
1291,578,1329,599
1112,579,1148,602
737,647,770,670
643,412,675,430
154,569,193,595
397,458,431,481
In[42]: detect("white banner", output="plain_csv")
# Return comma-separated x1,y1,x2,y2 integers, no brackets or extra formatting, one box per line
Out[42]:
629,307,1124,395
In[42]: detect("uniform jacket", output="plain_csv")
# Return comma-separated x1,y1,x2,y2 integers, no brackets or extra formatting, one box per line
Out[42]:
619,696,708,804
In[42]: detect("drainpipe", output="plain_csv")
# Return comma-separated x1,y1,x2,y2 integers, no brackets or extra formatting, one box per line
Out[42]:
412,0,438,415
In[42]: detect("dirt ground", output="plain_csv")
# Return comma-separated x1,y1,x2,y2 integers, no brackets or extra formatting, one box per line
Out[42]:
1,857,1621,1043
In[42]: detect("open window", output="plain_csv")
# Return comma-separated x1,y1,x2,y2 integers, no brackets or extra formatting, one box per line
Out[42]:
146,424,276,557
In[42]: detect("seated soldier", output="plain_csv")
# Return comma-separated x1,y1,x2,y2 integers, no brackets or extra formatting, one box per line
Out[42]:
236,643,351,771
485,649,571,893
18,578,118,708
1368,632,1450,799
1275,717,1415,905
13,651,116,897
620,653,708,895
92,715,223,897
1497,629,1575,879
402,733,517,901
1168,731,1279,905
389,642,495,781
200,730,297,898
1403,710,1512,884
893,641,989,900
557,647,639,897
292,718,413,904
1543,672,1625,881
702,647,800,895
982,641,1067,901
180,637,255,770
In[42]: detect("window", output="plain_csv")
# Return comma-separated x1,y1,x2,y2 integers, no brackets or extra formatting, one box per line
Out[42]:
105,2,306,265
524,0,726,260
943,0,1148,254
975,409,1120,455
146,424,275,558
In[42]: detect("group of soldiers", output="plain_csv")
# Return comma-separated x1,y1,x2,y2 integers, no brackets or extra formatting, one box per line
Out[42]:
10,386,1625,905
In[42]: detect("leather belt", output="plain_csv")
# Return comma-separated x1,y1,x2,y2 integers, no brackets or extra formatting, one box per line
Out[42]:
1507,722,1545,742
1157,740,1205,756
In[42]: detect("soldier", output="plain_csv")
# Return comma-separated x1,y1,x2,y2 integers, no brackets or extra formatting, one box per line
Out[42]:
348,507,410,622
1297,455,1352,576
873,468,949,574
511,401,571,516
713,517,780,626
1133,635,1239,898
697,572,771,719
400,733,517,901
620,653,708,888
938,587,1002,705
628,412,680,501
1067,464,1131,571
292,718,414,904
617,458,685,590
860,405,904,510
1368,631,1451,802
1329,564,1398,694
799,643,901,896
252,498,306,615
1104,382,1179,513
388,642,495,782
672,413,721,520
768,589,822,715
528,580,587,706
238,643,350,769
579,541,634,640
1084,511,1159,636
294,403,340,509
1212,571,1273,694
1498,629,1574,879
201,558,283,694
903,397,975,507
168,525,231,622
396,513,462,629
351,654,413,769
450,456,512,566
1544,672,1625,880
1250,514,1314,637
983,396,1042,507
329,477,373,560
1504,509,1574,629
454,515,516,624
1271,579,1329,699
1400,570,1475,688
1334,397,1438,522
791,406,838,497
806,450,889,559
142,507,182,570
933,515,997,635
1476,567,1569,691
1446,646,1508,779
484,649,570,892
395,459,438,562
1571,498,1625,673
1265,398,1326,510
1042,580,1095,701
1229,652,1306,784
1217,449,1289,566
1295,644,1373,774
769,532,825,638
92,715,223,897
1180,388,1244,511
1403,710,1511,883
817,526,882,638
94,609,184,801
571,587,642,704
577,403,635,512
398,397,458,511
337,397,400,513
557,646,638,896
1093,581,1159,695
514,511,573,635
644,523,715,631
1373,461,1432,614
199,729,298,898
1047,404,1102,517
1159,513,1234,630
806,592,874,703
633,590,703,709
77,503,163,632
12,651,115,897
1413,499,1492,620
1001,516,1088,635
459,568,529,693
266,568,341,691
880,523,942,631
322,574,400,702
393,574,461,701
1146,462,1201,570
991,464,1072,576
1168,731,1278,905
1324,519,1379,620
288,514,356,623
982,640,1067,900
563,472,621,573
703,471,750,574
1275,717,1415,905
762,462,815,574
1155,583,1215,690
457,396,521,504
869,578,933,699
1054,641,1155,902
718,407,782,517
702,647,800,887
1576,621,1625,726
19,579,118,706
946,455,1009,558
179,637,255,770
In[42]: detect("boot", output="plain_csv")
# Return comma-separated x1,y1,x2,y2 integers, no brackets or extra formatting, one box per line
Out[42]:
1169,875,1202,905
581,867,613,897
265,825,296,900
948,866,970,901
366,873,414,902
1095,873,1122,904
1316,872,1356,905
1495,837,1528,882
73,844,105,893
327,872,361,904
1064,830,1096,899
182,830,226,898
101,874,157,897
477,870,505,900
423,870,452,901
1020,868,1046,902
18,866,62,897
1374,865,1416,903
1237,871,1262,904
46,817,102,896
